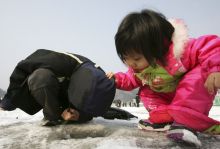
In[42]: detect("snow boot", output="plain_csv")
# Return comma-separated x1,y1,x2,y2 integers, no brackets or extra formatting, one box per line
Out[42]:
102,107,138,120
167,124,201,147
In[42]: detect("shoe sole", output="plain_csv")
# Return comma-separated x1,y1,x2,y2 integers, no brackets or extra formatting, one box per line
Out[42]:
138,123,171,132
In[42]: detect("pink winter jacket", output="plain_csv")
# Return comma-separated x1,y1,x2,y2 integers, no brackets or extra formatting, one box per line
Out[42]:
114,19,220,132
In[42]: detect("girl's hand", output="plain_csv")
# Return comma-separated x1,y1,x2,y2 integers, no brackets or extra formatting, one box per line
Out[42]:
106,72,115,79
204,72,220,94
61,108,79,121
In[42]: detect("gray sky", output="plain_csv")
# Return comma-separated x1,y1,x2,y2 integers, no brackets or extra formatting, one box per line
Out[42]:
1,0,220,90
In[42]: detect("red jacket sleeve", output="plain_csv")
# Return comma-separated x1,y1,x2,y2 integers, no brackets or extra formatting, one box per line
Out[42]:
114,68,140,91
182,35,220,78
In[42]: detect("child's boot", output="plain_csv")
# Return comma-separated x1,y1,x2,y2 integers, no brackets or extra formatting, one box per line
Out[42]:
166,123,201,147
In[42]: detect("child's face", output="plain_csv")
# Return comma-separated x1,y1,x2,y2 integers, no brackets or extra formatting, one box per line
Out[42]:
123,51,149,72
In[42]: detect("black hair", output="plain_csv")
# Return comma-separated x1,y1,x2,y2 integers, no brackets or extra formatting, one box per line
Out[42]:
115,9,174,66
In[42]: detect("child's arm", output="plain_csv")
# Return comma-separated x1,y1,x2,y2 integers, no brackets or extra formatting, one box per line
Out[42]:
106,68,139,90
183,35,220,93
183,35,220,72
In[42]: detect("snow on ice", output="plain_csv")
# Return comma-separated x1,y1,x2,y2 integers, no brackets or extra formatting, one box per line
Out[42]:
0,106,220,149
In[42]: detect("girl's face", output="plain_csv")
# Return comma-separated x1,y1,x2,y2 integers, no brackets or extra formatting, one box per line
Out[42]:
123,51,149,72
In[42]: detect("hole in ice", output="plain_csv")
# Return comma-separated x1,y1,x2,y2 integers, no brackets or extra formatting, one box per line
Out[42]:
59,124,111,139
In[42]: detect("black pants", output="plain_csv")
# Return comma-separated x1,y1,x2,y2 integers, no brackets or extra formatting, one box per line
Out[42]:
27,68,92,122
27,68,68,121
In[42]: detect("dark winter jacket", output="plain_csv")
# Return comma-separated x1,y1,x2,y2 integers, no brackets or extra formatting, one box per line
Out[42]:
5,49,116,116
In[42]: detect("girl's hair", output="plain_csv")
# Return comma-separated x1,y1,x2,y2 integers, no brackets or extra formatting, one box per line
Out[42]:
115,9,174,66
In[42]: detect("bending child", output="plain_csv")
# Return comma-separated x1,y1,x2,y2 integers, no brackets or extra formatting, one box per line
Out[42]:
0,49,116,126
107,9,220,144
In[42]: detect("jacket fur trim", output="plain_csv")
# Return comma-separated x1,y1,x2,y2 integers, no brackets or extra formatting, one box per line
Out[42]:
169,19,189,59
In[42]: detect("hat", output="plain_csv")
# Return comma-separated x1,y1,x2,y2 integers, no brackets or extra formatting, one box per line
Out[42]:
68,62,116,116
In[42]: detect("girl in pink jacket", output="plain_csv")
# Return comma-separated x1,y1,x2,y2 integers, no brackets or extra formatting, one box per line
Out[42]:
107,9,220,145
